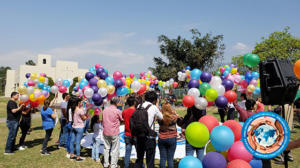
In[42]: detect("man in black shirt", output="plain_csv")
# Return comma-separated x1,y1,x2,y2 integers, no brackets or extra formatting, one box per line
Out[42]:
4,92,24,155
167,89,177,107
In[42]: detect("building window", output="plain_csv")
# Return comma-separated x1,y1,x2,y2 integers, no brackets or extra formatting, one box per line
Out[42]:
43,59,47,64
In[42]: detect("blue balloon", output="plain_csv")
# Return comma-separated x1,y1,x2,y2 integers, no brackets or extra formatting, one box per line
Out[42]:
73,86,78,92
116,87,129,96
251,72,259,80
38,83,44,89
190,69,202,80
210,126,234,152
185,66,191,70
245,72,253,83
105,76,114,85
253,87,261,95
89,67,96,75
249,157,263,168
225,66,231,72
63,80,70,87
46,86,51,92
240,75,245,80
79,81,88,89
24,82,28,87
223,71,230,77
179,156,202,168
239,122,244,127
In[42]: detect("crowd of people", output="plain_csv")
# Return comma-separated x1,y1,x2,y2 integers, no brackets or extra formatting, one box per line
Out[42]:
4,89,300,168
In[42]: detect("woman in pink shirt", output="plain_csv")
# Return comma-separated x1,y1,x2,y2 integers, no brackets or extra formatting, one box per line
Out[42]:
70,98,89,162
256,97,265,113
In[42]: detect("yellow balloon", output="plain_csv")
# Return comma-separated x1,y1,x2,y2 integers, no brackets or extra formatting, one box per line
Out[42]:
145,81,150,86
31,73,37,80
29,94,37,101
185,70,190,75
247,84,255,93
231,68,237,74
97,80,107,88
106,85,115,94
78,76,83,82
18,86,27,95
39,76,45,83
257,79,260,87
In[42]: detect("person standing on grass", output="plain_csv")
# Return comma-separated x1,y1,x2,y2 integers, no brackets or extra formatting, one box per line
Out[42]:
122,96,137,168
102,97,123,168
91,114,103,163
18,103,33,150
177,105,206,161
70,98,89,161
158,101,182,168
58,93,69,148
4,92,24,155
40,99,57,155
65,97,76,158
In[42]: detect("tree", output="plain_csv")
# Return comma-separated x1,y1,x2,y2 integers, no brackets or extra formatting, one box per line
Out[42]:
231,55,258,74
69,77,78,95
0,66,11,95
149,29,225,81
253,26,300,62
25,60,36,66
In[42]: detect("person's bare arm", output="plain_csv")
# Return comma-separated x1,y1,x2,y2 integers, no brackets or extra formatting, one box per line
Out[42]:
12,104,24,113
51,109,57,119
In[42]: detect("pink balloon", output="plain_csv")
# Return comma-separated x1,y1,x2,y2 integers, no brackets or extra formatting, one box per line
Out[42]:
228,141,253,162
113,71,123,80
82,85,90,94
140,72,144,77
59,86,67,93
94,108,101,115
130,73,134,79
239,80,248,89
155,80,158,84
27,80,35,86
40,73,46,77
233,75,241,84
220,67,225,73
250,80,257,86
227,74,234,81
122,78,126,86
95,64,102,69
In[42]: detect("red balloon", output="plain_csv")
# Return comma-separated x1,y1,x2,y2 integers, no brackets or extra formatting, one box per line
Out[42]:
113,71,123,80
228,141,253,162
207,101,214,107
107,92,116,100
30,100,39,108
224,90,237,103
94,108,101,115
59,86,67,93
227,159,251,168
223,120,242,141
27,80,35,86
199,115,219,133
95,64,102,69
173,82,179,88
182,95,195,107
138,83,146,95
239,80,248,89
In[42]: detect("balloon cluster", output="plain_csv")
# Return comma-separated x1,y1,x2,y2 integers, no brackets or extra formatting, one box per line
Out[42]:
179,116,257,168
18,73,71,108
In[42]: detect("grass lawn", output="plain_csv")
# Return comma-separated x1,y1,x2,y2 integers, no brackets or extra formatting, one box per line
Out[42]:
0,101,300,167
0,97,9,118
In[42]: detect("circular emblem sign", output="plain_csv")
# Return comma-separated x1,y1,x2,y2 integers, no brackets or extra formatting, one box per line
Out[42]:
241,111,290,159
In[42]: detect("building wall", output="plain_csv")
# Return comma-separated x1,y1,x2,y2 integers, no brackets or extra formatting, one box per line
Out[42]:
5,70,16,97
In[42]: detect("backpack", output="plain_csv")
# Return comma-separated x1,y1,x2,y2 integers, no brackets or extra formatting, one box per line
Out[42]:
130,104,157,138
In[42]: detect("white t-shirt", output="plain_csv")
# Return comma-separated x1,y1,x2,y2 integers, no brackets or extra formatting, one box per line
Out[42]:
60,100,68,119
93,122,103,139
238,100,246,110
68,109,73,122
142,101,163,127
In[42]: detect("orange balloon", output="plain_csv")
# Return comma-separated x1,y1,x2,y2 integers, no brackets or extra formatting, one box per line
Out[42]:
37,95,46,104
294,59,300,79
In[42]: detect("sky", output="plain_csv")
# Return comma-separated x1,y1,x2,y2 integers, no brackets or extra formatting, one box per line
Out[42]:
0,0,300,74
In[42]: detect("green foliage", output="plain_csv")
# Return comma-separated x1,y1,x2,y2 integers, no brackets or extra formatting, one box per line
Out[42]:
231,55,258,73
150,29,225,81
253,26,300,62
25,60,36,66
0,66,11,95
47,76,55,102
69,77,79,95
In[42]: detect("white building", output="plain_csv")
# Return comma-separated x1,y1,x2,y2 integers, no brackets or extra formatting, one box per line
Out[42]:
5,54,88,97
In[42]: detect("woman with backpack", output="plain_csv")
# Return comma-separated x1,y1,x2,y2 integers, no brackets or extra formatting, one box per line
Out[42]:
158,101,182,168
177,105,206,161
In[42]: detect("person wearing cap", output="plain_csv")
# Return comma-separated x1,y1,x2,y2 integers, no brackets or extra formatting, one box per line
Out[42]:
102,97,123,168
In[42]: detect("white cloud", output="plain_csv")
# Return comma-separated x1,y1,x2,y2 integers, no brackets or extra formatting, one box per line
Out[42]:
232,42,251,53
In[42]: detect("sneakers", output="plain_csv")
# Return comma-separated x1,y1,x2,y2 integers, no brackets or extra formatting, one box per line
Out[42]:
76,157,84,162
95,159,101,163
66,153,70,158
18,146,27,151
4,152,14,155
41,151,51,155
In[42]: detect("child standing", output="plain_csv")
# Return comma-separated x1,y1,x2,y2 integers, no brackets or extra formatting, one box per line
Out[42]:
91,114,103,163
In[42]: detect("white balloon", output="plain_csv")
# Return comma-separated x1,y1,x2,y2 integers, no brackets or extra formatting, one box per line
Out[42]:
169,78,174,84
55,78,63,86
20,94,29,102
68,78,73,85
131,81,141,93
27,86,34,95
210,76,222,86
178,71,183,76
34,79,39,84
187,88,200,98
195,97,208,110
84,88,94,99
98,87,108,97
50,85,59,94
212,84,225,96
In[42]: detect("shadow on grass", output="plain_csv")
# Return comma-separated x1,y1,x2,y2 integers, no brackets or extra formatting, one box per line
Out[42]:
24,138,44,148
32,126,43,131
47,145,60,152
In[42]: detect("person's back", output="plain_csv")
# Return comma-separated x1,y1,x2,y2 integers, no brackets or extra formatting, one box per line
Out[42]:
233,99,256,122
41,106,55,130
102,104,123,136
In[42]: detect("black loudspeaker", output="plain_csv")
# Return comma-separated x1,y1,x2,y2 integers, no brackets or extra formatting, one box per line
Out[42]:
259,59,299,105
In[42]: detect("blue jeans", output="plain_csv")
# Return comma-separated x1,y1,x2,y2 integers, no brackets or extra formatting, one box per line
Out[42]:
124,136,135,168
70,127,84,156
5,120,19,153
92,137,101,160
84,118,90,133
186,140,205,161
158,137,177,168
59,118,68,147
66,123,73,153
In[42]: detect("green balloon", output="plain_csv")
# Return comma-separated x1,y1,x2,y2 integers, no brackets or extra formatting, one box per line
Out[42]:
199,82,211,96
215,71,221,76
295,89,300,101
243,53,252,66
206,141,217,153
185,122,210,148
247,54,260,67
205,88,218,101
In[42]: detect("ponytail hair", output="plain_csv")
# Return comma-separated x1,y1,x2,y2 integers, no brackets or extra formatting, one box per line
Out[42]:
43,99,50,111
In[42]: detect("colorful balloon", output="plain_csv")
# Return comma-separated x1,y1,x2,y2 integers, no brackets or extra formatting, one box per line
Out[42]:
294,59,300,79
215,96,228,108
228,141,253,162
199,115,219,133
227,159,251,168
205,89,218,101
183,95,195,107
199,82,211,96
185,122,209,148
223,120,242,142
224,90,237,103
210,126,234,152
179,156,203,168
202,152,227,168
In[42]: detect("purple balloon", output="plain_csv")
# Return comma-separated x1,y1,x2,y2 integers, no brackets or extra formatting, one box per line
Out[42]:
89,78,98,86
215,96,228,108
25,73,31,78
188,79,200,89
92,93,102,102
41,90,49,97
96,68,105,77
222,79,234,91
91,85,99,93
99,71,108,80
200,72,212,83
202,152,227,168
94,97,103,106
114,79,123,88
85,72,94,81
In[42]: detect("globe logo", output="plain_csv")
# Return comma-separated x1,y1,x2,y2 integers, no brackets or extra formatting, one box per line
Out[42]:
254,124,277,147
